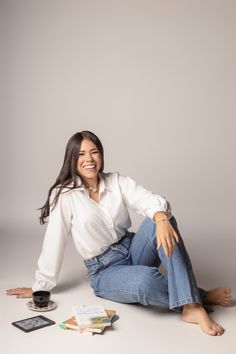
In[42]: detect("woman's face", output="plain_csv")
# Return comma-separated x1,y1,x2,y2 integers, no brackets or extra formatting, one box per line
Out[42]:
77,139,102,184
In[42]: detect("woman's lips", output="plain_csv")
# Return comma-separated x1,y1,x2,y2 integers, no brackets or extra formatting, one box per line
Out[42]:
83,164,96,170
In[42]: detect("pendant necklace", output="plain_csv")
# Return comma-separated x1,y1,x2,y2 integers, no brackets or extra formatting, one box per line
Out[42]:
88,184,99,193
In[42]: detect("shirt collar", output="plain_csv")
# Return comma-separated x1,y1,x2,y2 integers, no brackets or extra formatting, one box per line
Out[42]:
76,172,112,192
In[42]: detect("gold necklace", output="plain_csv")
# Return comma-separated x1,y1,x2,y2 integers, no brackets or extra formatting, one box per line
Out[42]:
88,184,99,193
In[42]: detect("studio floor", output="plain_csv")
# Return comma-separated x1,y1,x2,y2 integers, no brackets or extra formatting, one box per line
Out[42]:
1,225,236,354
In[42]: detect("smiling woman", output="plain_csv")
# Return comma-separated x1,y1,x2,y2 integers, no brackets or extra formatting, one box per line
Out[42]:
38,131,105,224
77,139,102,195
6,131,231,336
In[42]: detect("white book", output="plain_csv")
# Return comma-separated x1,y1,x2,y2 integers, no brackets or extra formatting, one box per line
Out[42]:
72,305,109,326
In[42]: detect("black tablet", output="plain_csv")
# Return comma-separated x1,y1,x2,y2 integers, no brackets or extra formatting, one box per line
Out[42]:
12,315,55,333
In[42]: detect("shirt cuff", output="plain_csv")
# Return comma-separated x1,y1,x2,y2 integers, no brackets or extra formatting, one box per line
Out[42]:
148,200,172,221
32,279,55,292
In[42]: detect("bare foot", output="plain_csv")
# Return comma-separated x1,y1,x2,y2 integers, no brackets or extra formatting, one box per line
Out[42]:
182,303,224,336
204,288,231,306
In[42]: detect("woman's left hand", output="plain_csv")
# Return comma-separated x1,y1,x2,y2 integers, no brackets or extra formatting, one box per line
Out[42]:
156,220,179,257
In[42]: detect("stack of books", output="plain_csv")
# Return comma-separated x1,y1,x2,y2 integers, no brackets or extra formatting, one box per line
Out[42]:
59,305,117,335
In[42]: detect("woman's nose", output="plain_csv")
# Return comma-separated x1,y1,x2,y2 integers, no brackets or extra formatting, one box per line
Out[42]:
85,153,94,161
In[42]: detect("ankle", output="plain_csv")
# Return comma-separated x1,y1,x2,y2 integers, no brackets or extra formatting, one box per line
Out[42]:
183,303,201,310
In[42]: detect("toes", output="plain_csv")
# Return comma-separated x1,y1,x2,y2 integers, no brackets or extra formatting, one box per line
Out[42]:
222,288,231,305
223,295,231,305
222,298,229,304
208,329,217,336
218,329,224,335
215,324,224,335
224,288,231,294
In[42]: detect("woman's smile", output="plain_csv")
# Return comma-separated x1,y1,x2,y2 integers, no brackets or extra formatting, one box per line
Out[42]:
77,139,102,185
83,164,96,170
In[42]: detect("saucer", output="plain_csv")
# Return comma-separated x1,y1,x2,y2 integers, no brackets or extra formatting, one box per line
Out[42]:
27,300,57,312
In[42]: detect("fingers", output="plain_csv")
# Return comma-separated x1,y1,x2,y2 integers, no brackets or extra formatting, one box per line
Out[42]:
173,230,180,243
6,288,21,295
165,236,174,257
157,232,178,257
16,294,28,298
156,221,181,257
162,240,169,258
157,236,161,249
6,287,32,298
158,235,174,257
7,288,25,294
164,226,179,257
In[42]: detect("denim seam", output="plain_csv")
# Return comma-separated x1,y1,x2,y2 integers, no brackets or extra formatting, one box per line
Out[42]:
136,240,150,264
147,239,160,257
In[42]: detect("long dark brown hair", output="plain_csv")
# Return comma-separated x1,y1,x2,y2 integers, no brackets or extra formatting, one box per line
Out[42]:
39,131,104,224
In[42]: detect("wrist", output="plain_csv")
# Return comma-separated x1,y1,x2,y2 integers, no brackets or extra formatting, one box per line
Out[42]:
153,211,168,223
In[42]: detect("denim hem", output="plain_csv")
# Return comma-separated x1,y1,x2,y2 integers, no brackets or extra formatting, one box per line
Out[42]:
170,295,202,310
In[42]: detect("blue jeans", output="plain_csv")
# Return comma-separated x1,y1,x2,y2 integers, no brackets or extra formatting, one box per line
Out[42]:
84,216,208,312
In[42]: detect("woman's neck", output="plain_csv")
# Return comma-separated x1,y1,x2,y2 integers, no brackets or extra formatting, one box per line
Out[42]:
83,177,99,190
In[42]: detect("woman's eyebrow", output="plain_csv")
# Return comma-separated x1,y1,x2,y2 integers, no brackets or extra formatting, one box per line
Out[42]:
79,148,98,152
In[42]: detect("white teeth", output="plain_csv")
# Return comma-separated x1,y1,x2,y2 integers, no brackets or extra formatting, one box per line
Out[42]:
84,165,95,169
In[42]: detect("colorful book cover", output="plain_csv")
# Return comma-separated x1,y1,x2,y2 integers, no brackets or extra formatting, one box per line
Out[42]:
59,309,116,334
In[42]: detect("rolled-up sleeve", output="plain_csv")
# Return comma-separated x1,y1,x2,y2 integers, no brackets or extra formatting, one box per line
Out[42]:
32,190,72,292
118,174,172,220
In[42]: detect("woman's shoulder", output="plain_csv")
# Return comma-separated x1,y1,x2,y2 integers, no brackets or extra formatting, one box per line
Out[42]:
101,171,120,188
102,171,119,178
102,172,136,190
102,171,125,182
102,171,135,182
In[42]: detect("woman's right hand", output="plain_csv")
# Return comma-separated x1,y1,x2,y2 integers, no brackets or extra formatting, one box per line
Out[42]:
6,287,33,298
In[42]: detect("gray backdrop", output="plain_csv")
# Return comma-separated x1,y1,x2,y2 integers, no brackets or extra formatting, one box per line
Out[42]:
1,0,235,287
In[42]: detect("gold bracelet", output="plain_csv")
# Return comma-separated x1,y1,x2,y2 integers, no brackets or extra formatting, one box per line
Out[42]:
155,218,168,224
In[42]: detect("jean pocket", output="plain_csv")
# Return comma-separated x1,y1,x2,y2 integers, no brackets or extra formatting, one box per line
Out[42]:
87,265,97,277
86,262,104,278
102,246,129,267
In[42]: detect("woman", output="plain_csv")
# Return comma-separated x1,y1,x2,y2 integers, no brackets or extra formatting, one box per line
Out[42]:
7,131,231,336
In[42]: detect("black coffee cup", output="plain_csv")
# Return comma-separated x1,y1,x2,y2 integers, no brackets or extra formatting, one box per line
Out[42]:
32,291,51,308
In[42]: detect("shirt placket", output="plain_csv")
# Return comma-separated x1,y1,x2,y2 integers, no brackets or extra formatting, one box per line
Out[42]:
98,204,118,242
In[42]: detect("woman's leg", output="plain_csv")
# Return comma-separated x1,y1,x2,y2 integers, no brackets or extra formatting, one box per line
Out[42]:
85,217,226,335
87,217,201,310
129,217,231,309
129,216,203,310
91,263,171,308
129,216,225,335
85,235,171,308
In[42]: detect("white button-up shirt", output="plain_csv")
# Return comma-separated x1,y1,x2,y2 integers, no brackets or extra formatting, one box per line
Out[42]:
32,172,172,291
